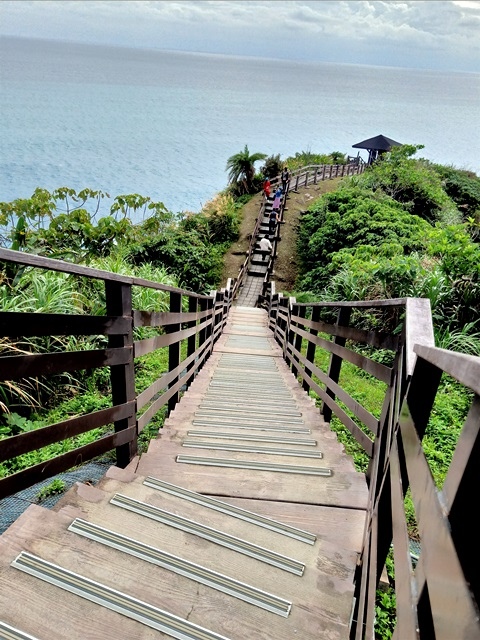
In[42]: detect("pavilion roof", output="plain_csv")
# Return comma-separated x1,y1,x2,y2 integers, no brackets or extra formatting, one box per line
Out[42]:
352,134,402,151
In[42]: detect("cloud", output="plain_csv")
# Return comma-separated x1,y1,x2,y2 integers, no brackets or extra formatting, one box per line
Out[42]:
0,0,479,71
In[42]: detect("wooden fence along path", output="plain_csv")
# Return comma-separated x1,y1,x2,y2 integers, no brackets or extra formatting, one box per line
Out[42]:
0,306,367,639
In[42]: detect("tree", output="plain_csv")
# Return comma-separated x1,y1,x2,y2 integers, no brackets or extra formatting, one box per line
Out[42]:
226,145,267,194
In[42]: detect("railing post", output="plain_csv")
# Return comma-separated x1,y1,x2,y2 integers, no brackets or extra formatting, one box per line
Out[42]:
186,295,198,378
279,296,289,352
322,306,352,421
284,298,294,362
291,304,306,379
303,305,319,393
105,280,137,467
198,298,207,348
272,293,280,342
211,290,223,348
167,291,182,415
206,295,215,354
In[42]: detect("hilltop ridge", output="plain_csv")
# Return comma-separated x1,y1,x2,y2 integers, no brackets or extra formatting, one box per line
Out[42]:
222,178,342,292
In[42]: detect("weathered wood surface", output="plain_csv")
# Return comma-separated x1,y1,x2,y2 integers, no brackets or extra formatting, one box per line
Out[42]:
0,306,367,639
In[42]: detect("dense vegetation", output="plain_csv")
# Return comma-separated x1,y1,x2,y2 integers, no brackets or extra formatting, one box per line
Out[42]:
0,187,242,473
293,145,479,639
297,145,480,354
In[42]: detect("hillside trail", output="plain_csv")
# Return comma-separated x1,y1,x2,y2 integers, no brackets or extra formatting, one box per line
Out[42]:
221,177,342,293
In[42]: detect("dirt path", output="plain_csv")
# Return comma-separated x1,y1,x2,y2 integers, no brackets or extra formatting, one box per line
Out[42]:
221,177,342,292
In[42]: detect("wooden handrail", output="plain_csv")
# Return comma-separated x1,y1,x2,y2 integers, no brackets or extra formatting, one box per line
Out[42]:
0,254,236,499
258,288,480,639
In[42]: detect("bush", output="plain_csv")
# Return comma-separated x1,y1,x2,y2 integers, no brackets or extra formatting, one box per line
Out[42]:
261,154,283,179
297,185,430,291
432,164,480,223
361,145,459,223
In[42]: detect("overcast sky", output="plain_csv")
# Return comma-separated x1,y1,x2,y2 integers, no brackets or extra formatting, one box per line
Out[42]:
1,1,479,72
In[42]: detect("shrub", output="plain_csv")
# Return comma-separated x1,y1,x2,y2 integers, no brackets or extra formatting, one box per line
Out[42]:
432,164,480,223
297,185,430,291
362,145,459,223
261,154,283,179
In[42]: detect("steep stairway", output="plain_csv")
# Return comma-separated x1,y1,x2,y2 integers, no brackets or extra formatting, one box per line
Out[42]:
0,307,367,640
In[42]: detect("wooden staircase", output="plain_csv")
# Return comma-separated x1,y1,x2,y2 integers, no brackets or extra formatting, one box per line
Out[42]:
0,307,368,640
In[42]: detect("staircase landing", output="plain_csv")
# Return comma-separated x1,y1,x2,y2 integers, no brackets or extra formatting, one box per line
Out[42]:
0,307,368,640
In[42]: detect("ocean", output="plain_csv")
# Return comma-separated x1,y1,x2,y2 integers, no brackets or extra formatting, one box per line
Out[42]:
1,36,479,218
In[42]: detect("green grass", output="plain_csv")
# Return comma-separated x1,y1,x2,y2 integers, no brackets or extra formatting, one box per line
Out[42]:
0,338,194,478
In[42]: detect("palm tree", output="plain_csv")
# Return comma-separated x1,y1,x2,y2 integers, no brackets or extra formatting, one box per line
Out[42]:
226,145,267,194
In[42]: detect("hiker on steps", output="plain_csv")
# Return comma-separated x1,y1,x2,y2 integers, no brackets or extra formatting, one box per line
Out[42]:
269,208,280,236
259,236,272,261
272,186,282,211
263,177,271,199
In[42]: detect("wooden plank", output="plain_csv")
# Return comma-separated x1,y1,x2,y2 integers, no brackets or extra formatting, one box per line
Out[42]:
0,347,131,381
137,379,184,432
168,291,182,414
0,312,130,337
133,308,211,327
400,402,479,639
0,495,358,640
442,397,480,510
287,343,380,436
296,298,407,309
0,401,135,463
405,298,435,375
134,319,211,357
0,427,136,500
302,370,374,457
323,307,351,422
0,248,211,298
186,296,198,377
106,281,137,466
414,345,480,395
294,324,392,384
0,247,136,283
390,440,418,640
289,312,399,351
135,440,369,510
137,341,210,410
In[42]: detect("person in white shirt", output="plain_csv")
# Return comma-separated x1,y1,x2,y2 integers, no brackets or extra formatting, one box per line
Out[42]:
259,236,273,261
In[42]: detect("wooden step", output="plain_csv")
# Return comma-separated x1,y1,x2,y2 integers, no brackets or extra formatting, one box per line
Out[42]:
0,467,362,639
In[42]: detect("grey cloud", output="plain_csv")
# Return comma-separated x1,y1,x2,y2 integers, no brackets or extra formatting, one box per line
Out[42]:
0,0,479,71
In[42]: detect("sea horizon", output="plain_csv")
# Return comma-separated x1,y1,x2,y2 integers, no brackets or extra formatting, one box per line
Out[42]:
1,35,479,217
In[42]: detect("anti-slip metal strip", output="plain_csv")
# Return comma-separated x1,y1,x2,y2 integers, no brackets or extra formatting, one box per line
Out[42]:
200,399,299,411
198,405,302,417
192,420,311,434
182,441,322,459
208,385,287,394
218,362,277,370
176,455,333,478
110,494,305,576
11,552,230,640
195,412,305,426
142,476,316,545
187,431,317,446
68,519,291,617
0,622,40,640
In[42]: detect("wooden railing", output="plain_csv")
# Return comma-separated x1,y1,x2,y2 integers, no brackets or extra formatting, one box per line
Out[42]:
0,248,235,500
234,162,364,298
258,290,480,640
288,162,366,191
